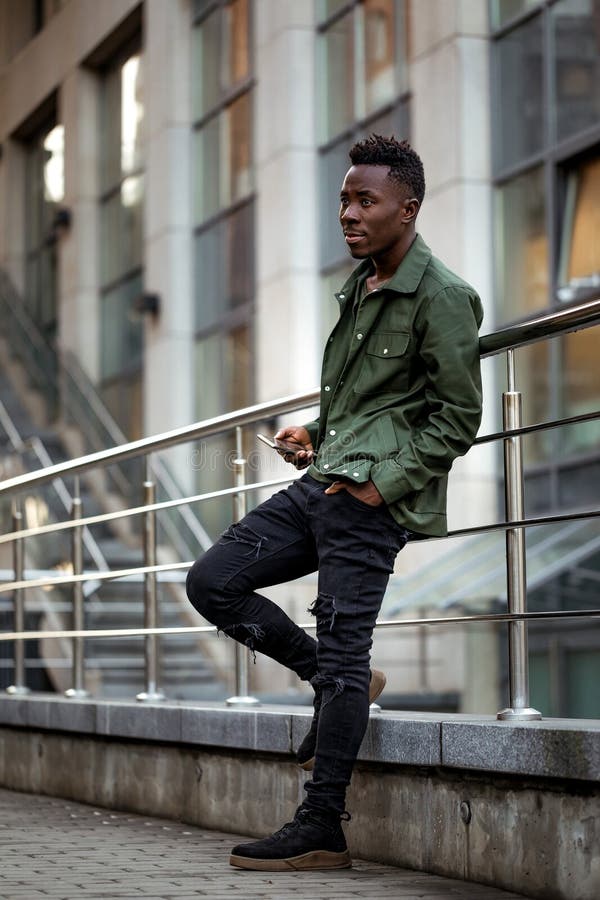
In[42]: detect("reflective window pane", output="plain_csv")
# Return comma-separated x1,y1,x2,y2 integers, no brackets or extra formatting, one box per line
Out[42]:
195,332,223,419
319,142,350,269
561,328,600,455
100,174,144,284
100,274,143,381
225,325,252,411
558,155,600,300
363,0,399,115
120,55,144,176
318,0,351,22
494,167,548,322
553,0,600,143
194,225,223,332
225,202,254,310
491,0,541,29
226,0,250,87
494,15,544,171
193,116,221,224
224,92,253,206
319,11,355,142
193,8,221,118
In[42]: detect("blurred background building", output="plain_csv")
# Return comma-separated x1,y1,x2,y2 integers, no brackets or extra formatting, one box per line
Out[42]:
0,0,598,715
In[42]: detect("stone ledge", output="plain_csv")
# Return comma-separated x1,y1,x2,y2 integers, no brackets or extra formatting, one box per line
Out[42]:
0,695,598,782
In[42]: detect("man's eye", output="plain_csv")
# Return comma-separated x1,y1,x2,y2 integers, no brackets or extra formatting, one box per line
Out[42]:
361,199,372,207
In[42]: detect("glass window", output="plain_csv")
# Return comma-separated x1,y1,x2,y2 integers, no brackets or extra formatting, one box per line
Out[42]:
318,0,351,22
99,45,144,438
192,1,255,422
193,8,221,119
494,167,548,322
225,91,253,206
566,649,600,718
557,155,600,300
491,0,541,29
226,0,250,87
319,10,355,142
560,328,600,454
318,1,408,143
494,14,544,171
24,121,63,338
363,0,401,116
193,116,221,224
553,0,600,142
100,274,143,381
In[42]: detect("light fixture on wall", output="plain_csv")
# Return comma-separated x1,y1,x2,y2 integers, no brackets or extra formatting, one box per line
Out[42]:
48,206,72,243
132,292,161,319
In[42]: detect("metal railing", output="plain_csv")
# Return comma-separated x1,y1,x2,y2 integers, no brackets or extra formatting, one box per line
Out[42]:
1,298,600,716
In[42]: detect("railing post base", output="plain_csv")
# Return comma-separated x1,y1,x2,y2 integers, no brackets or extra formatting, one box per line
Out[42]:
6,684,30,696
65,688,90,699
497,706,542,721
136,690,166,703
226,694,260,707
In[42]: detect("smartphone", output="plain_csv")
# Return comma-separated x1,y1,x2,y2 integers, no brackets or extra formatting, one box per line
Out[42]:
256,433,313,467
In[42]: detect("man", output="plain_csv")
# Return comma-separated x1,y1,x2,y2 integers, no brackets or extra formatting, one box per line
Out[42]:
186,135,483,871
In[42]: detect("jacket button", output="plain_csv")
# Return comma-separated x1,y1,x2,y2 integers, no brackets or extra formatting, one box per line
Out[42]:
329,429,336,436
383,348,388,354
339,293,345,299
356,333,363,340
352,472,359,477
324,385,331,391
323,463,330,469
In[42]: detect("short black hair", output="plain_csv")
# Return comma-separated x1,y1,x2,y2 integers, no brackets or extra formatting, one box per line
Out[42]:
348,134,425,205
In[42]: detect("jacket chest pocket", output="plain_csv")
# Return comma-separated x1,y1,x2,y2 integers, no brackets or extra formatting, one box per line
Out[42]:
354,331,411,395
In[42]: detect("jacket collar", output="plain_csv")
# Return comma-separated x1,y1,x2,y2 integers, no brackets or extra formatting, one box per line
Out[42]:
335,233,432,304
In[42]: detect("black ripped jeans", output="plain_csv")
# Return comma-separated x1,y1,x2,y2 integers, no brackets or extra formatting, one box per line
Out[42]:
186,473,408,816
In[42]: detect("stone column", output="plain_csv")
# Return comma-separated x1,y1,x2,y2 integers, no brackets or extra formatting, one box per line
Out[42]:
407,1,500,712
254,0,320,402
409,0,496,535
142,0,195,484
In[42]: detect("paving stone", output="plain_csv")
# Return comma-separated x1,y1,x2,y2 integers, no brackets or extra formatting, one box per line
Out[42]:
0,787,527,899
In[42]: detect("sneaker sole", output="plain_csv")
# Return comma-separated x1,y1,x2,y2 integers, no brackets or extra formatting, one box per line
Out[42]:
229,849,352,871
298,669,387,772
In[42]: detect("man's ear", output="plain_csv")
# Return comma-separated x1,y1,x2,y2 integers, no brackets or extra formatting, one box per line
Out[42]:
401,197,420,224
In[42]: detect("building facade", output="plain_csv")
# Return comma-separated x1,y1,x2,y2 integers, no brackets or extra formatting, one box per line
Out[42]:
0,0,598,714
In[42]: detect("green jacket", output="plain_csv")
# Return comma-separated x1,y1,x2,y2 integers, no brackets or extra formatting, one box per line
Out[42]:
305,234,484,537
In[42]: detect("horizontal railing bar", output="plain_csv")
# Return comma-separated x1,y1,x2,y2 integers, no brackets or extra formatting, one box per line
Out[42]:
0,390,320,496
478,297,600,358
473,409,600,446
0,476,294,546
0,561,192,595
1,608,599,643
445,507,600,540
0,298,598,499
1,508,599,593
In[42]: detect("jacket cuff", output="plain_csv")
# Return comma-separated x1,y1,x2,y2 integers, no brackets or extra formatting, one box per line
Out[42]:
369,458,411,505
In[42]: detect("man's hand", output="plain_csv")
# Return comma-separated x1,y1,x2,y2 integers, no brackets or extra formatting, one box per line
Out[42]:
324,479,384,507
274,426,315,469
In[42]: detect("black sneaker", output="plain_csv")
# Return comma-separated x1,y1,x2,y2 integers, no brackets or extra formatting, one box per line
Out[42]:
296,669,387,771
229,808,351,871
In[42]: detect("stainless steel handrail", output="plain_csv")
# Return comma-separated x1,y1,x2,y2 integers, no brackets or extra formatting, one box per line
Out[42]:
1,297,599,715
0,296,598,498
1,607,599,643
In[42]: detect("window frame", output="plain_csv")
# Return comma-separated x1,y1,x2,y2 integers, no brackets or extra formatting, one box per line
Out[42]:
191,0,256,416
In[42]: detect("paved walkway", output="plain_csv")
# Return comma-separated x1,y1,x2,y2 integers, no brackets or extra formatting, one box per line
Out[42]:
0,788,527,900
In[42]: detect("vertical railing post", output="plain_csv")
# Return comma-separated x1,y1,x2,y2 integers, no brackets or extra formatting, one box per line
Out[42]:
497,349,541,721
6,502,29,695
137,456,164,702
226,427,260,707
65,476,89,698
